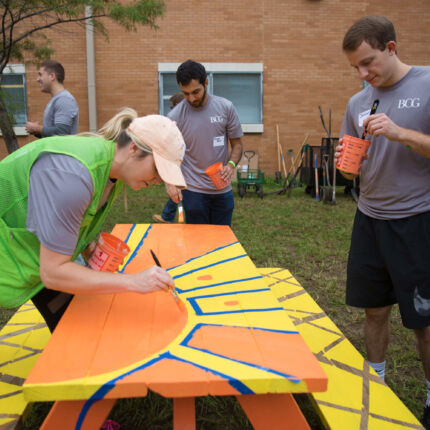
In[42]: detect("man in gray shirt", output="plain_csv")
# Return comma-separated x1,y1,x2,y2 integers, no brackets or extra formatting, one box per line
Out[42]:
26,60,79,137
335,16,430,426
166,60,243,226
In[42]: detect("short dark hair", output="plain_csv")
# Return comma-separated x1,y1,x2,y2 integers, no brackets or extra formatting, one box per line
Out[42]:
176,60,207,86
41,60,65,84
169,92,184,107
343,16,396,52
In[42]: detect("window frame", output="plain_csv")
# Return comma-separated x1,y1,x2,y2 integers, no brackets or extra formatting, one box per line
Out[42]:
158,63,264,133
1,64,28,136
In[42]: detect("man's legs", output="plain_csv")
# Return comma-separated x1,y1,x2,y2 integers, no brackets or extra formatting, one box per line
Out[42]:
182,189,210,224
365,305,392,363
415,327,430,381
161,198,178,222
153,198,177,223
209,190,234,226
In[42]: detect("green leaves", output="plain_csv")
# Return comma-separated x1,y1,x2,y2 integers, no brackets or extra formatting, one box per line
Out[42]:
0,0,166,69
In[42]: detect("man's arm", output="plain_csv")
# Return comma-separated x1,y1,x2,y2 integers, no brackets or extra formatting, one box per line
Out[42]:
221,137,243,182
25,121,71,137
364,113,430,159
42,123,72,137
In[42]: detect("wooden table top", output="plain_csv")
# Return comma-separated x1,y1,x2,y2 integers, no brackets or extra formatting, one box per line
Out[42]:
24,224,327,406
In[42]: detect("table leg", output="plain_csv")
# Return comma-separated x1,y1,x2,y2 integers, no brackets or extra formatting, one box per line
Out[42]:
236,393,310,430
40,399,116,430
173,397,196,430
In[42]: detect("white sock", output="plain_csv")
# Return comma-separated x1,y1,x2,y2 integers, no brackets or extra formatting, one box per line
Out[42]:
369,360,386,381
426,380,430,407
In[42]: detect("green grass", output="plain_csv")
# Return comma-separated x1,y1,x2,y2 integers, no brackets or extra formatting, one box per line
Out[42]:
6,178,424,428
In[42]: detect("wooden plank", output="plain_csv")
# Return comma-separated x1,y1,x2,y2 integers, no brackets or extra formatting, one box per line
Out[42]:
40,399,115,430
173,397,196,430
237,393,310,430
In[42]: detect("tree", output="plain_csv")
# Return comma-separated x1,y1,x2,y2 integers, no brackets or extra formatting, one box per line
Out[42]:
0,0,166,154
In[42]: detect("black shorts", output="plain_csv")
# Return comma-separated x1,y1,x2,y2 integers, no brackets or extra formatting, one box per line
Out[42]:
346,209,430,329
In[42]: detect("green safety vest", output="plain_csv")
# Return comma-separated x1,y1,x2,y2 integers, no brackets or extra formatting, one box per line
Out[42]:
0,136,122,308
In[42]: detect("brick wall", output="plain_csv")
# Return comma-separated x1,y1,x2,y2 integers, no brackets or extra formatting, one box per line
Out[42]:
3,0,430,174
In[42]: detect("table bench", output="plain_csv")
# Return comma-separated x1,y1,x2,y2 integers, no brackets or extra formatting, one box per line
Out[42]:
0,302,50,429
261,267,423,430
1,267,423,429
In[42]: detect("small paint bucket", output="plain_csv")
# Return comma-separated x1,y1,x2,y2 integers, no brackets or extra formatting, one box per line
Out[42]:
205,162,230,190
337,135,371,175
88,233,130,272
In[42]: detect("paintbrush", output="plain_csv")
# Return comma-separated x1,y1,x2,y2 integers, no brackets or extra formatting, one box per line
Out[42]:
361,99,380,139
178,201,184,223
150,249,179,302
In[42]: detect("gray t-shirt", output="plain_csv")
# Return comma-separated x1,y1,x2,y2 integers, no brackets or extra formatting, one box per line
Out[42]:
168,95,243,194
27,154,115,259
340,67,430,219
43,89,79,136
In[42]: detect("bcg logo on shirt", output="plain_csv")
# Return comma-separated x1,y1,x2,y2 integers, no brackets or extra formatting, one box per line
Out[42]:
398,97,420,109
210,116,224,123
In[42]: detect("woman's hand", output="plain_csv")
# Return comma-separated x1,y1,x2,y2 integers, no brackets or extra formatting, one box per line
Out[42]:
131,266,175,294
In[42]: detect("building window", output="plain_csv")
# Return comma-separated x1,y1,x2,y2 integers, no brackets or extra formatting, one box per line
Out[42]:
0,64,27,135
158,63,263,133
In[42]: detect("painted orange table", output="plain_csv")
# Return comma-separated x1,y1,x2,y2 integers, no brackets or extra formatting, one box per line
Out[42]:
24,224,327,429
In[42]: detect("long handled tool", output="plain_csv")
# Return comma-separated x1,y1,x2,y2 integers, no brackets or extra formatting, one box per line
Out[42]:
314,154,320,202
322,155,333,203
275,125,282,182
277,125,288,179
288,148,294,179
286,144,308,197
331,154,336,205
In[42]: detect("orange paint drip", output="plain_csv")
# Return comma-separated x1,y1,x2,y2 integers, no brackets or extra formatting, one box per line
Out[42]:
197,275,213,280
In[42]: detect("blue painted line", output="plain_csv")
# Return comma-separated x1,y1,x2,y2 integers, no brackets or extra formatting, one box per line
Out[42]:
119,225,152,273
175,276,263,294
75,346,254,428
166,241,239,271
162,351,253,395
75,352,167,430
190,307,285,316
172,254,247,280
188,288,270,299
186,288,285,315
180,323,301,384
181,323,299,345
185,344,301,384
123,224,136,244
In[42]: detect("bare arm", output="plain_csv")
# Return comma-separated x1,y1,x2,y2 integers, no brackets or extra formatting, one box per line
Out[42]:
364,113,430,159
39,244,174,295
221,137,243,182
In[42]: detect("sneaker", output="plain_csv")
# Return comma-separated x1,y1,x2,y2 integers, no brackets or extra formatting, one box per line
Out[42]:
152,214,173,223
422,405,430,430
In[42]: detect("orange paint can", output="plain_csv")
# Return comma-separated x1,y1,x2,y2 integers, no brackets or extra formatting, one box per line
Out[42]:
88,233,130,272
337,135,371,175
205,162,230,190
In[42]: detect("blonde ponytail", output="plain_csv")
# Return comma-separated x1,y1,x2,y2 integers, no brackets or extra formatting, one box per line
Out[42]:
97,107,138,141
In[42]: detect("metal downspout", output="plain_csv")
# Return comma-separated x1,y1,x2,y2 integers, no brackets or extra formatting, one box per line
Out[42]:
85,6,97,132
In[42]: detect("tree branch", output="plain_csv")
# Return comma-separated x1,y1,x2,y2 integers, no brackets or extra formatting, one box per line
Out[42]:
3,13,107,54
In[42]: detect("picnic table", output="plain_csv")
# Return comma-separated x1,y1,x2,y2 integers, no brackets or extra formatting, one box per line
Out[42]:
24,224,327,429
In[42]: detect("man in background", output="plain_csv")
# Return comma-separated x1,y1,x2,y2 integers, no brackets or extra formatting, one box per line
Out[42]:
165,60,243,226
26,60,79,137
